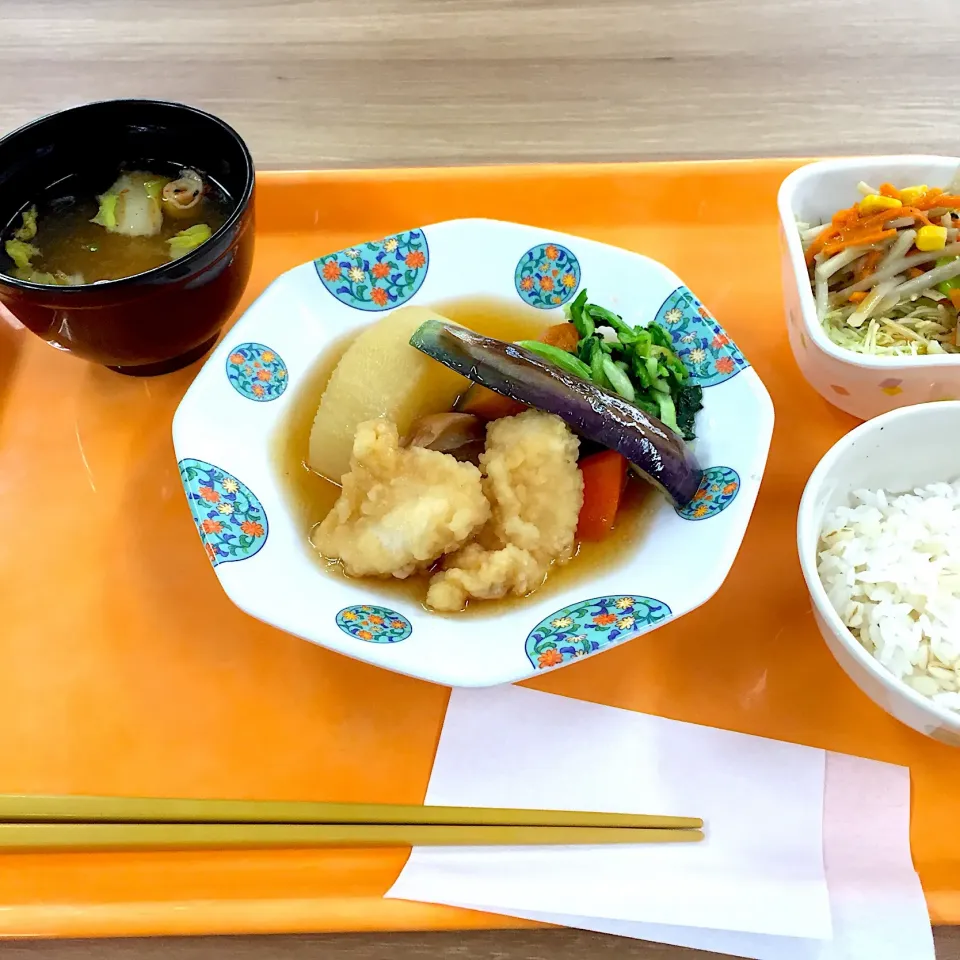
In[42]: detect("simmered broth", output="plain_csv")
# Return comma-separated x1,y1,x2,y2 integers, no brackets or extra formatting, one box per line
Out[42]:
272,296,655,615
26,193,227,283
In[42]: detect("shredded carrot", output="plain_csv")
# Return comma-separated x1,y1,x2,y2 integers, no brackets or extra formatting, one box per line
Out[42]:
916,192,960,211
832,206,860,227
822,229,897,257
854,249,883,283
855,206,932,232
804,205,861,263
804,189,956,270
907,267,925,279
576,450,628,541
807,204,860,266
807,205,933,266
457,385,527,421
805,224,841,265
950,290,960,311
539,322,580,353
847,291,869,304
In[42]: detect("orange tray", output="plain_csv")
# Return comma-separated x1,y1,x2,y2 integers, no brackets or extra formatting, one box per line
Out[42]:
1,161,958,939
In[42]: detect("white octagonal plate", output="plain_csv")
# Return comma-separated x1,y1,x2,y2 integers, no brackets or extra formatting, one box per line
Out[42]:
173,218,774,686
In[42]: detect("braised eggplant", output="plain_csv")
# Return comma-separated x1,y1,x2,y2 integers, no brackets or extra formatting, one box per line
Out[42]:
409,319,703,506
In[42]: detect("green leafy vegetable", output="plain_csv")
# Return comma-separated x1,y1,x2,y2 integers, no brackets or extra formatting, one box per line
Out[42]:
648,322,674,350
602,356,635,401
568,289,593,339
675,384,704,441
91,192,119,231
633,394,660,417
626,353,647,388
536,290,705,439
655,393,681,437
649,373,670,394
515,340,592,380
576,335,597,362
586,303,635,341
167,223,212,259
4,238,39,270
13,205,37,241
589,338,609,388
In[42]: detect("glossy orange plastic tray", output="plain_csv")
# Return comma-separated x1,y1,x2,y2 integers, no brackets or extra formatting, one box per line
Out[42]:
1,162,958,939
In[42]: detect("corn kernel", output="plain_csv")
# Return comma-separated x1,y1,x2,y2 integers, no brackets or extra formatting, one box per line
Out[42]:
899,185,928,205
916,225,948,252
859,194,903,215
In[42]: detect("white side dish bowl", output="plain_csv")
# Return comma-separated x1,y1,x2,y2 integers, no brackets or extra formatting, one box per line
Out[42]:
173,218,774,686
778,155,960,421
798,401,960,745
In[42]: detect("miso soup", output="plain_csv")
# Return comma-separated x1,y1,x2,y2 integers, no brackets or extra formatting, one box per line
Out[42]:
2,164,230,286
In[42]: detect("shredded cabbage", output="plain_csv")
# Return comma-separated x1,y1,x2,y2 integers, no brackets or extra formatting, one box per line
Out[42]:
822,298,958,355
91,173,164,236
12,268,84,286
91,192,119,231
167,223,212,259
4,238,39,271
13,205,37,241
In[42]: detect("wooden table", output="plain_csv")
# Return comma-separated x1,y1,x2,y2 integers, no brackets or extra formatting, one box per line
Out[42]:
2,0,958,956
2,0,959,168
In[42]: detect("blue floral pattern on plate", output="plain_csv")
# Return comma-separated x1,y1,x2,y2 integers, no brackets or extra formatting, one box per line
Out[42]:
655,286,748,386
336,605,412,643
526,595,672,669
178,459,268,566
514,242,580,308
225,343,288,401
676,466,741,521
315,230,428,311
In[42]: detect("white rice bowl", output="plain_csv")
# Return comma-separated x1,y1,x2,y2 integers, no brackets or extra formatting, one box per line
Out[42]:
818,482,960,713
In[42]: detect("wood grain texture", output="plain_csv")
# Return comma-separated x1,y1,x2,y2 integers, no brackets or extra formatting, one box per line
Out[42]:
0,0,958,168
0,0,957,956
4,930,960,960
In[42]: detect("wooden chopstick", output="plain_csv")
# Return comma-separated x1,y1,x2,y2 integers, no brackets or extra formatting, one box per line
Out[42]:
0,822,703,851
0,795,702,830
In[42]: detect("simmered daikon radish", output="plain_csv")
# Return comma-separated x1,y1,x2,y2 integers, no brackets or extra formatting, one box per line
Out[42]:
308,307,470,483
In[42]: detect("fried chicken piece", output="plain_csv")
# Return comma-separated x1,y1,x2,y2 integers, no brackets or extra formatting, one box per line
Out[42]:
312,419,490,579
482,410,584,562
427,410,583,612
424,543,545,612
